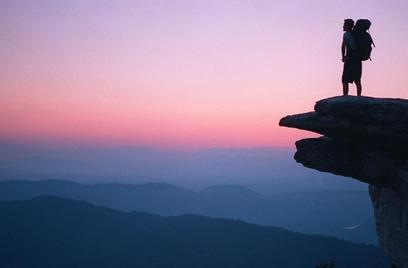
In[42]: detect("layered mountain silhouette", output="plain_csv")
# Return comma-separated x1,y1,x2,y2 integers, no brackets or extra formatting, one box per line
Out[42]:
0,179,377,244
0,196,388,268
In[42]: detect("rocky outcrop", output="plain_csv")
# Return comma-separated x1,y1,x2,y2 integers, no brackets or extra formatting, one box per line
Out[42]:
281,96,408,147
280,96,408,268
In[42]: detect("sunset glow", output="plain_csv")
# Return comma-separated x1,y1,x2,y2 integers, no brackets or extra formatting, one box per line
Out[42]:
2,0,408,149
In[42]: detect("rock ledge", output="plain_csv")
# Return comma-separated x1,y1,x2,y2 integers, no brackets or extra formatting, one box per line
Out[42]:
280,95,408,268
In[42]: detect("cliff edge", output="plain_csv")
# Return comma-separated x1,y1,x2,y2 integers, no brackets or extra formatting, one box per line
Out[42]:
280,95,408,268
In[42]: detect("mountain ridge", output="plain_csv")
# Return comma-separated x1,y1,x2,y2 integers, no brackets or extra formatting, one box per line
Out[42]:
0,179,377,244
0,196,387,268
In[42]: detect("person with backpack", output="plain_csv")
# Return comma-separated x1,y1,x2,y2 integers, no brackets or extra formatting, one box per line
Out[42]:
341,19,374,96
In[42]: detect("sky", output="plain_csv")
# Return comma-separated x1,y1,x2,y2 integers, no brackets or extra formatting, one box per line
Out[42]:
2,0,408,149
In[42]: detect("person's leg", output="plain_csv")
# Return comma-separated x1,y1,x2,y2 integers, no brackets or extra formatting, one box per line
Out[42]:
342,61,351,95
356,82,362,96
343,82,349,95
355,61,362,96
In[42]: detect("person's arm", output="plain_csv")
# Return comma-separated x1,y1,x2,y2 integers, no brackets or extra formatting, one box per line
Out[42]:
341,39,346,62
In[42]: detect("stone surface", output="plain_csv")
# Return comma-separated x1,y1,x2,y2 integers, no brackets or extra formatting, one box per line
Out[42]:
315,96,408,124
370,185,408,267
294,137,408,192
280,96,408,268
279,113,408,147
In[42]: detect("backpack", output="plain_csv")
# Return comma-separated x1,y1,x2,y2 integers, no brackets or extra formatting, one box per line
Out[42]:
352,19,374,61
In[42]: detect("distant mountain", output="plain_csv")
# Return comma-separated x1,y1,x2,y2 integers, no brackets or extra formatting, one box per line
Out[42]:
200,184,261,197
0,179,377,244
0,143,367,193
0,196,388,268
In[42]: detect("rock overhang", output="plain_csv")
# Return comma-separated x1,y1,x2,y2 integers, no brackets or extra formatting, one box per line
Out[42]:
279,95,408,192
279,95,408,268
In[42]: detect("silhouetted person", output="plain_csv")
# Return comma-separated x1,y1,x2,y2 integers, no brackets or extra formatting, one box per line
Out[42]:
341,19,362,96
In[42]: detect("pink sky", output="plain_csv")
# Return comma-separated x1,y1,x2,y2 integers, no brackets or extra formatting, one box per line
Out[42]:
1,0,408,149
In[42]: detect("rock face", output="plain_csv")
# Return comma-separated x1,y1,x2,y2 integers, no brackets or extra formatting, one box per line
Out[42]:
280,96,408,268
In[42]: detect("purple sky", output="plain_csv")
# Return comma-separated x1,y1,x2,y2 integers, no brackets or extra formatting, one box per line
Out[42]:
1,0,408,148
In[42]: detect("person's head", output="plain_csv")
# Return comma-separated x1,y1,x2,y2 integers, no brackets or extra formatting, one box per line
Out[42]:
343,19,354,31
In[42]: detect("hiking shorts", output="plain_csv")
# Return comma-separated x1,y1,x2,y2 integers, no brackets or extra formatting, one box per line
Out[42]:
342,60,362,84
